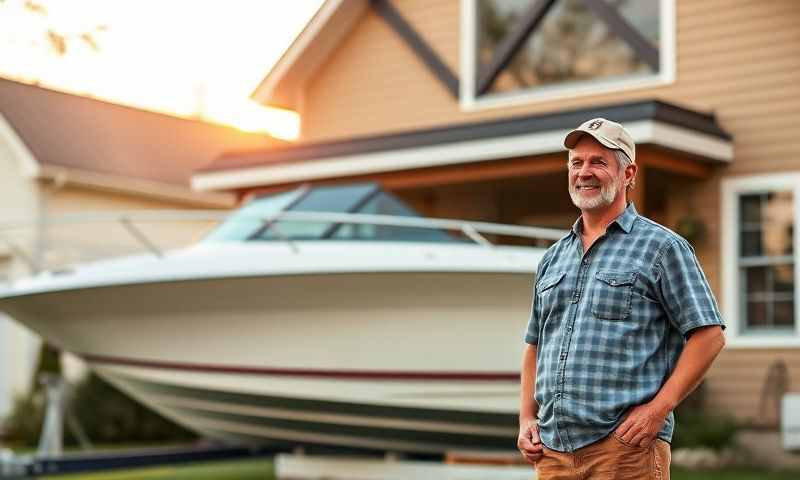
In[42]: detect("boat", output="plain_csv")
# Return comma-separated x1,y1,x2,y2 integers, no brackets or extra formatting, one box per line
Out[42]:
0,182,564,453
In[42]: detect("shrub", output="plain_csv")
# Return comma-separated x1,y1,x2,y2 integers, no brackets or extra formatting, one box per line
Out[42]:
3,343,195,447
67,372,196,445
672,411,739,451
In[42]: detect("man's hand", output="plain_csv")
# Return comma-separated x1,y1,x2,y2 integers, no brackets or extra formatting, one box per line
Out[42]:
614,401,669,447
517,418,543,465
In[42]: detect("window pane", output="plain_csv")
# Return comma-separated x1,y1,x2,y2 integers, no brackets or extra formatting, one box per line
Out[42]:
618,0,660,44
774,264,794,293
740,231,763,257
290,183,376,213
204,189,302,242
739,191,794,257
478,0,530,67
746,301,768,327
257,184,378,240
479,0,660,95
764,191,794,256
330,193,467,243
742,264,795,329
740,194,761,224
745,266,767,294
774,300,795,327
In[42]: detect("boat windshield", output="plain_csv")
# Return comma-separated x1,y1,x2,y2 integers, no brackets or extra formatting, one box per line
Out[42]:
204,183,465,243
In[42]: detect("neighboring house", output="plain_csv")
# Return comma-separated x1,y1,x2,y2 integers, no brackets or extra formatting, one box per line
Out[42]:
192,0,800,428
0,76,278,418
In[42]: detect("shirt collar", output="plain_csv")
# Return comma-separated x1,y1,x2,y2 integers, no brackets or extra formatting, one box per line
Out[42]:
570,202,639,237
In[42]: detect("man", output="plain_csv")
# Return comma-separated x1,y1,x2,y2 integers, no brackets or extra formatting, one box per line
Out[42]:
518,118,726,479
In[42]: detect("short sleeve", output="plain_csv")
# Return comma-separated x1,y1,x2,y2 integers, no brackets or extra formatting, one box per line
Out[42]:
524,249,555,345
524,275,540,345
654,239,725,338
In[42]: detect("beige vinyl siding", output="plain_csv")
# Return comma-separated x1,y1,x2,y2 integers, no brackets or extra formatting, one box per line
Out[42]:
39,186,221,272
302,0,800,172
706,349,800,426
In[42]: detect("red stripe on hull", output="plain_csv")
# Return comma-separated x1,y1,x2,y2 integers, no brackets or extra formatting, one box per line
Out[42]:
80,353,519,382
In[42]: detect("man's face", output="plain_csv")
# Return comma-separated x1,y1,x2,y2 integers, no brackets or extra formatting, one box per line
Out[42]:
567,136,626,211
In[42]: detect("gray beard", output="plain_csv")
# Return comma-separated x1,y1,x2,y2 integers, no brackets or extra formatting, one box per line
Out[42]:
569,175,623,210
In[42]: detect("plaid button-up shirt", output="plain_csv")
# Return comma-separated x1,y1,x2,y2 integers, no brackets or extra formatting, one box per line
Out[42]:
525,203,724,452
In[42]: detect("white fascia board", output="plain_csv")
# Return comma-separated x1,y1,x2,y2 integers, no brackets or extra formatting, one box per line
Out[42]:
0,113,40,178
38,165,236,208
192,120,733,191
626,121,734,162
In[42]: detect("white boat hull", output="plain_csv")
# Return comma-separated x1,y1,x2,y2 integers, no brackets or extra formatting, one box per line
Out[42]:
0,262,537,452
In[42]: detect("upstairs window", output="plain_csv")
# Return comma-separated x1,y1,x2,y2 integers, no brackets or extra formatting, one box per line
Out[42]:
462,0,674,108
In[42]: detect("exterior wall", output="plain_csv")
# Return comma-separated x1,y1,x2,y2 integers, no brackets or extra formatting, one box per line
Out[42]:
41,185,221,271
303,1,800,179
0,133,43,419
298,0,800,422
0,179,229,420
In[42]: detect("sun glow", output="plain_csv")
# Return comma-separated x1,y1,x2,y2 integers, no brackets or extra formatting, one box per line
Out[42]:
205,98,300,140
0,0,323,141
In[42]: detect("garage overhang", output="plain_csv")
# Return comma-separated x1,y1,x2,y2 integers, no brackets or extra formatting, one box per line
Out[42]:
192,100,733,192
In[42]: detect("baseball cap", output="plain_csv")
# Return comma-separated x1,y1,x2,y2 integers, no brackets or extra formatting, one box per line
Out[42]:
563,118,635,163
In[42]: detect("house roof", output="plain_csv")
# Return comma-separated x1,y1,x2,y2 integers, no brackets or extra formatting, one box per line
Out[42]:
250,0,369,110
0,76,281,192
192,99,733,192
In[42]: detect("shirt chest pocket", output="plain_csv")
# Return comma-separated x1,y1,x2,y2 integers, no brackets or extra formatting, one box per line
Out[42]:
591,270,638,320
536,271,567,316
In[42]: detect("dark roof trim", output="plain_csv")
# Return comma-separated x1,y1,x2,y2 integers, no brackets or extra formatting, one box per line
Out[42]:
202,100,731,172
372,0,459,98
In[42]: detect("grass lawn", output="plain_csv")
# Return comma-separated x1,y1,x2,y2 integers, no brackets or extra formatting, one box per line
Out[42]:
39,458,274,480
37,459,800,480
673,466,800,480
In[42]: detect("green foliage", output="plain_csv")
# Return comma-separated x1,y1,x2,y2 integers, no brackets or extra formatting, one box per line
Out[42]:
40,458,275,480
3,371,196,447
673,466,800,480
3,390,46,446
67,372,196,445
672,411,739,451
2,342,59,445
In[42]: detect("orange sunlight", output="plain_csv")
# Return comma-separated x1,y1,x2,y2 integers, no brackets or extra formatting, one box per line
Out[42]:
0,0,323,140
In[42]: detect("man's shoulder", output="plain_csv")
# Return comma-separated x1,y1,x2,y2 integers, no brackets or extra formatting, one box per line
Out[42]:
631,214,689,249
536,231,573,275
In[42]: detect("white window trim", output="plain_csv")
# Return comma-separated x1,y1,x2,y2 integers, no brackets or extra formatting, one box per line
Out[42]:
721,172,800,348
459,0,677,112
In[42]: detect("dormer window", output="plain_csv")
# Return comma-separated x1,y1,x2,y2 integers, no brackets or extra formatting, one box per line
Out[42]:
461,0,675,109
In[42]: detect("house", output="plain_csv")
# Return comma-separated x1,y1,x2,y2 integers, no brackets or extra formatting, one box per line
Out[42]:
0,76,279,418
192,0,800,429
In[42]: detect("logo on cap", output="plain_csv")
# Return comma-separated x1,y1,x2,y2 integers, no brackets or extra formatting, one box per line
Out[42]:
588,120,603,130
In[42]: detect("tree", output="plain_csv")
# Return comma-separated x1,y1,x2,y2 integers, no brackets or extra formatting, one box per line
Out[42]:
0,0,107,56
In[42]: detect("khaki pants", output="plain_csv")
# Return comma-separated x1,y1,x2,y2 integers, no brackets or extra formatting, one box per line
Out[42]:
535,434,671,480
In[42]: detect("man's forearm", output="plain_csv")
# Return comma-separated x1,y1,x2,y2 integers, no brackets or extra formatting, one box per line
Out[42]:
650,325,725,415
520,343,539,424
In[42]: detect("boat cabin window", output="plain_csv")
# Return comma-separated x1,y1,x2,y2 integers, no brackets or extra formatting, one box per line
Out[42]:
204,183,465,243
203,189,303,242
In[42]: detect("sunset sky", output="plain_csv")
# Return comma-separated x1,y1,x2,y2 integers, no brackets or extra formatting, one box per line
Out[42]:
0,0,324,139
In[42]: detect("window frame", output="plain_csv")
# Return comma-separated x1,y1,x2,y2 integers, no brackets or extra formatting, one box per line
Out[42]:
459,0,677,111
721,172,800,348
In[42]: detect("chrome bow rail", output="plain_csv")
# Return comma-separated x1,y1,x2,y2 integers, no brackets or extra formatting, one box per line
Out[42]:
0,210,568,275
